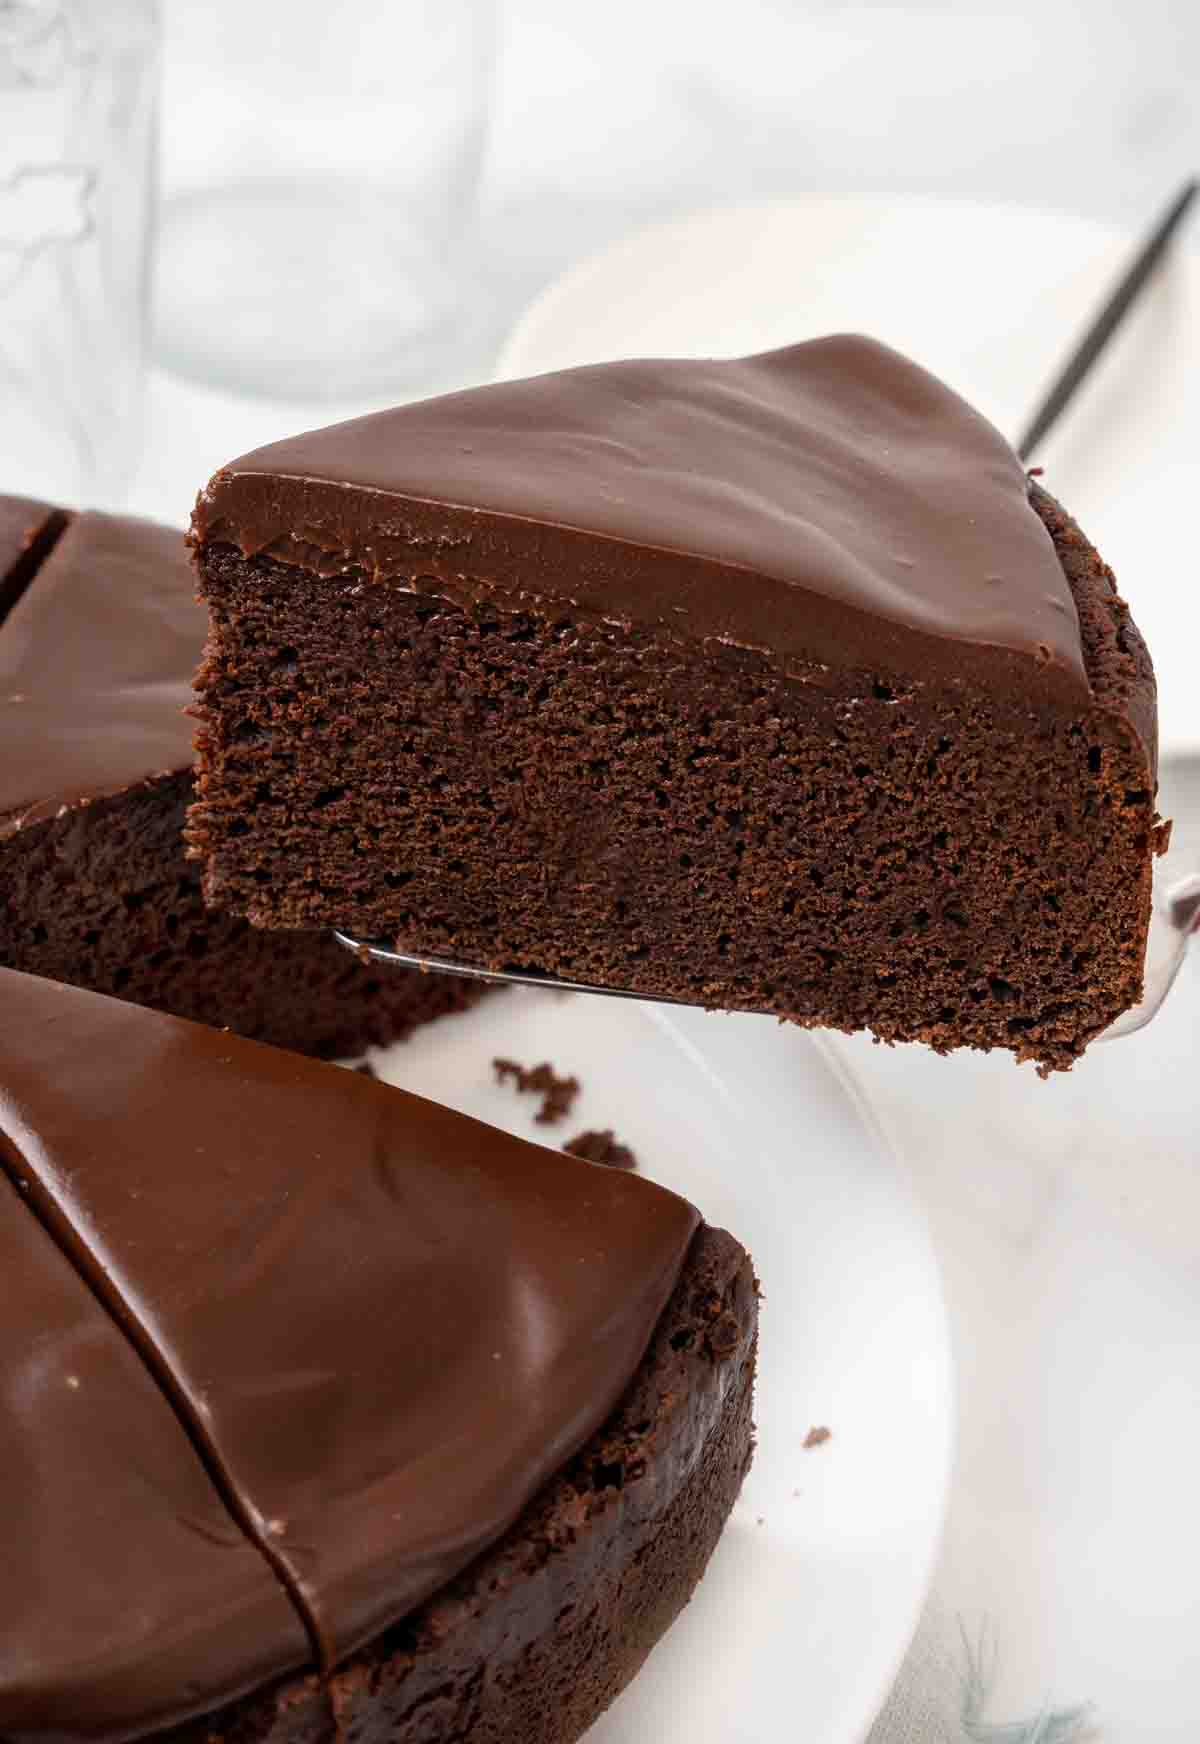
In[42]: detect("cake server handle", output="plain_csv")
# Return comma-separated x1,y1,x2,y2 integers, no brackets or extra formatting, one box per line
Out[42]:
1016,177,1197,462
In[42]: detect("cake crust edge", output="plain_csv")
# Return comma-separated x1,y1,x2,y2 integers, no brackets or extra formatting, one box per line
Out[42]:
156,1223,757,1744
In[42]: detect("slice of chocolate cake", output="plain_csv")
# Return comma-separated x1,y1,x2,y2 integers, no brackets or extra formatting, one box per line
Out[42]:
0,966,756,1743
0,502,484,1058
188,335,1164,1071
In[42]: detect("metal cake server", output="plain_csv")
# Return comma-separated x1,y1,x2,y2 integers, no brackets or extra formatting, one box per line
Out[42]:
335,179,1200,1037
333,932,689,1003
335,862,1200,1041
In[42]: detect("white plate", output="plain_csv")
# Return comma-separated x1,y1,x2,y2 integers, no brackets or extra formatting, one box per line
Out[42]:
498,193,1200,753
365,990,954,1744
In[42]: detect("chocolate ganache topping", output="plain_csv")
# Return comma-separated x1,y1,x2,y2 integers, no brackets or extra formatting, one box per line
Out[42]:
193,334,1088,699
0,968,698,1740
0,1174,306,1744
0,510,198,837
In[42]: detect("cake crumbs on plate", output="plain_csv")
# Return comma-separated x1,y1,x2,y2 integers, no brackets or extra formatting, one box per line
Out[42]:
493,1057,580,1124
562,1129,638,1171
803,1425,832,1449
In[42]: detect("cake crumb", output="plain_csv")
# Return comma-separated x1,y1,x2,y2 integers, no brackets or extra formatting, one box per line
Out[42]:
493,1057,580,1124
803,1425,832,1449
562,1129,638,1171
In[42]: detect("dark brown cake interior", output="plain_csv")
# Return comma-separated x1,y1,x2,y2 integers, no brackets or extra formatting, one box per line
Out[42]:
1,770,483,1058
0,505,483,1058
191,481,1160,1074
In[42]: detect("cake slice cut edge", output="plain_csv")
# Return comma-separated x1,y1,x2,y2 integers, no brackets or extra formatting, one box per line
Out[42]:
164,1223,757,1744
0,500,490,1059
186,338,1166,1070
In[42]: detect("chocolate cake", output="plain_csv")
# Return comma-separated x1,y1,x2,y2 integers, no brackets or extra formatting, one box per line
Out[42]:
189,335,1164,1071
0,502,484,1058
0,1167,308,1740
0,965,757,1743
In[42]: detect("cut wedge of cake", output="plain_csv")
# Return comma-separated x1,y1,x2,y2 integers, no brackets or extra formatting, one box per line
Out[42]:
188,336,1164,1070
0,502,485,1058
0,965,756,1744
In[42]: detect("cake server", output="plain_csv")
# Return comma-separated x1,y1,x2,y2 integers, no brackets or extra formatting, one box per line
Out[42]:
1016,176,1197,462
336,178,1200,1039
335,862,1200,1042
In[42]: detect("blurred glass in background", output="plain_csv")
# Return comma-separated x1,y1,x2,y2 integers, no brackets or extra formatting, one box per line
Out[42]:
479,0,1200,320
0,0,157,506
154,0,495,402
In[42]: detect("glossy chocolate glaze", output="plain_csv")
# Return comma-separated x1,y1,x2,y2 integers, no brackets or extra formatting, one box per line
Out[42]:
0,967,699,1736
193,335,1088,699
0,510,198,837
0,1174,306,1744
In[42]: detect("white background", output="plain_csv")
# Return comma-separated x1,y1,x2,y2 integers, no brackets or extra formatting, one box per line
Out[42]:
153,0,1200,406
478,0,1200,323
